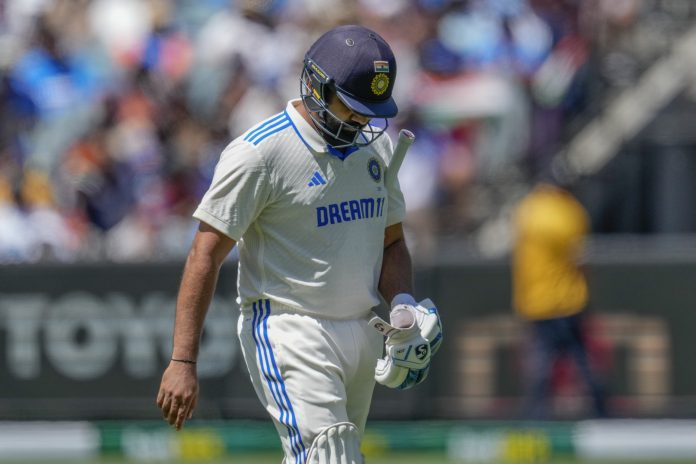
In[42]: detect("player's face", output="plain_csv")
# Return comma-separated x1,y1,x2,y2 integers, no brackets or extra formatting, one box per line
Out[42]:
320,94,371,147
326,96,370,127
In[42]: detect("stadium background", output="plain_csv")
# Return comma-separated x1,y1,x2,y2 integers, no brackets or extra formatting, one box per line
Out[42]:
2,0,696,462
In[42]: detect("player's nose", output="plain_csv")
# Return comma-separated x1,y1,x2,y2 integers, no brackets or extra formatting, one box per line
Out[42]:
351,113,370,126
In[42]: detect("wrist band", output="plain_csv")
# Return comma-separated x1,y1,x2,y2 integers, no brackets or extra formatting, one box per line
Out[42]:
171,358,196,365
391,293,417,308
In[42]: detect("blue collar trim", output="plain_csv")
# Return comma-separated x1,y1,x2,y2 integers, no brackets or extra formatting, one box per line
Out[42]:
326,144,359,160
284,110,314,152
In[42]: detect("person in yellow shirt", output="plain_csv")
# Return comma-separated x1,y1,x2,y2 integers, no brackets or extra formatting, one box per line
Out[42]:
513,179,607,419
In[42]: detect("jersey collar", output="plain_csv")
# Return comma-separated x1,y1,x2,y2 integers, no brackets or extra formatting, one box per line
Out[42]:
326,144,359,160
285,100,361,160
285,99,329,153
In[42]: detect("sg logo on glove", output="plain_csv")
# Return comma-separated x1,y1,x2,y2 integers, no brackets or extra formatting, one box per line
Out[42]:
415,344,428,360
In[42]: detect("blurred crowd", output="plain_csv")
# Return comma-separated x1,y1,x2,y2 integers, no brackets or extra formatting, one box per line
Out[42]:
0,0,661,262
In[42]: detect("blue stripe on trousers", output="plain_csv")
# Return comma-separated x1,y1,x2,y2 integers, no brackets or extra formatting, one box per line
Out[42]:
253,300,306,462
251,301,298,461
262,299,307,462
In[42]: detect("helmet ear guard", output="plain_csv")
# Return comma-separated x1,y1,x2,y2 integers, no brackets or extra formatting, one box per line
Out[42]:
301,59,331,114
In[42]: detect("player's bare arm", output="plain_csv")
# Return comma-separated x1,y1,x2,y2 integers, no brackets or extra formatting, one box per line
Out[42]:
378,222,413,303
156,222,235,430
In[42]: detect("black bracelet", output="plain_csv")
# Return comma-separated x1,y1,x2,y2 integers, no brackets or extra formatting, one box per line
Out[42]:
171,358,197,365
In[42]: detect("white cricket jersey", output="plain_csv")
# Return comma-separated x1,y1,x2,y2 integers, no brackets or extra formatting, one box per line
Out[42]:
193,99,406,319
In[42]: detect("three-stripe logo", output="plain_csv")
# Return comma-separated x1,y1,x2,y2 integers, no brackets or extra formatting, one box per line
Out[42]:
308,171,327,187
243,113,291,146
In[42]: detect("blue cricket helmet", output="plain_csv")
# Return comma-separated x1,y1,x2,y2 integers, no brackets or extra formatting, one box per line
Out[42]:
301,25,398,148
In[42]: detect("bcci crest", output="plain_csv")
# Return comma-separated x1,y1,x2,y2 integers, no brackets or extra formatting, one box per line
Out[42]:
371,74,389,96
367,158,381,182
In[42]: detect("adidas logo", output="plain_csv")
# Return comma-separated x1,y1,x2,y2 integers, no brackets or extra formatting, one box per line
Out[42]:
308,171,327,187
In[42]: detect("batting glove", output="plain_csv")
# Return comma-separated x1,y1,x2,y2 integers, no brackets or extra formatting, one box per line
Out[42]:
370,295,443,390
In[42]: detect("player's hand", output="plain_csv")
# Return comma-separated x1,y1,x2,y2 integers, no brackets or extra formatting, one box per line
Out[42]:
156,361,199,431
370,297,443,389
374,324,431,389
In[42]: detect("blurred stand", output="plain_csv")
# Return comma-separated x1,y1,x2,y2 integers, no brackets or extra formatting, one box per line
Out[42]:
3,0,695,263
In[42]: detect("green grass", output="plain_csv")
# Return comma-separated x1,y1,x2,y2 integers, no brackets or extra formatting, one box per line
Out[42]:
2,454,436,464
3,455,695,464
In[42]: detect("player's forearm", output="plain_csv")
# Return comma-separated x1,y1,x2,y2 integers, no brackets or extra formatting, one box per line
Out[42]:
171,251,222,361
378,237,414,304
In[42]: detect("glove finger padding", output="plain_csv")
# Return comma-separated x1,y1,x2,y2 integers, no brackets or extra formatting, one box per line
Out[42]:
374,339,431,390
374,357,408,389
375,356,431,390
412,299,443,355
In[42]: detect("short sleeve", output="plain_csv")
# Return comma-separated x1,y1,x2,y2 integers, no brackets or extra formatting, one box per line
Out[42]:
381,133,406,226
193,140,271,240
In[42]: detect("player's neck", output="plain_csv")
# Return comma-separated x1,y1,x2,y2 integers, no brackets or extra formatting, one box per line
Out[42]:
295,100,315,128
294,99,357,157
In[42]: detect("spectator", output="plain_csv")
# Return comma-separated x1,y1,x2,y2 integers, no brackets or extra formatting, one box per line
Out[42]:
0,174,34,262
512,172,608,419
20,169,77,261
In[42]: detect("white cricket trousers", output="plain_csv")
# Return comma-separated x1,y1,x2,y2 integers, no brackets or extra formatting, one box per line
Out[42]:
238,298,383,464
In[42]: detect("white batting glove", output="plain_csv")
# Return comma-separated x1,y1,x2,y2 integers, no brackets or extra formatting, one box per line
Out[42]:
369,295,443,390
408,297,443,355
